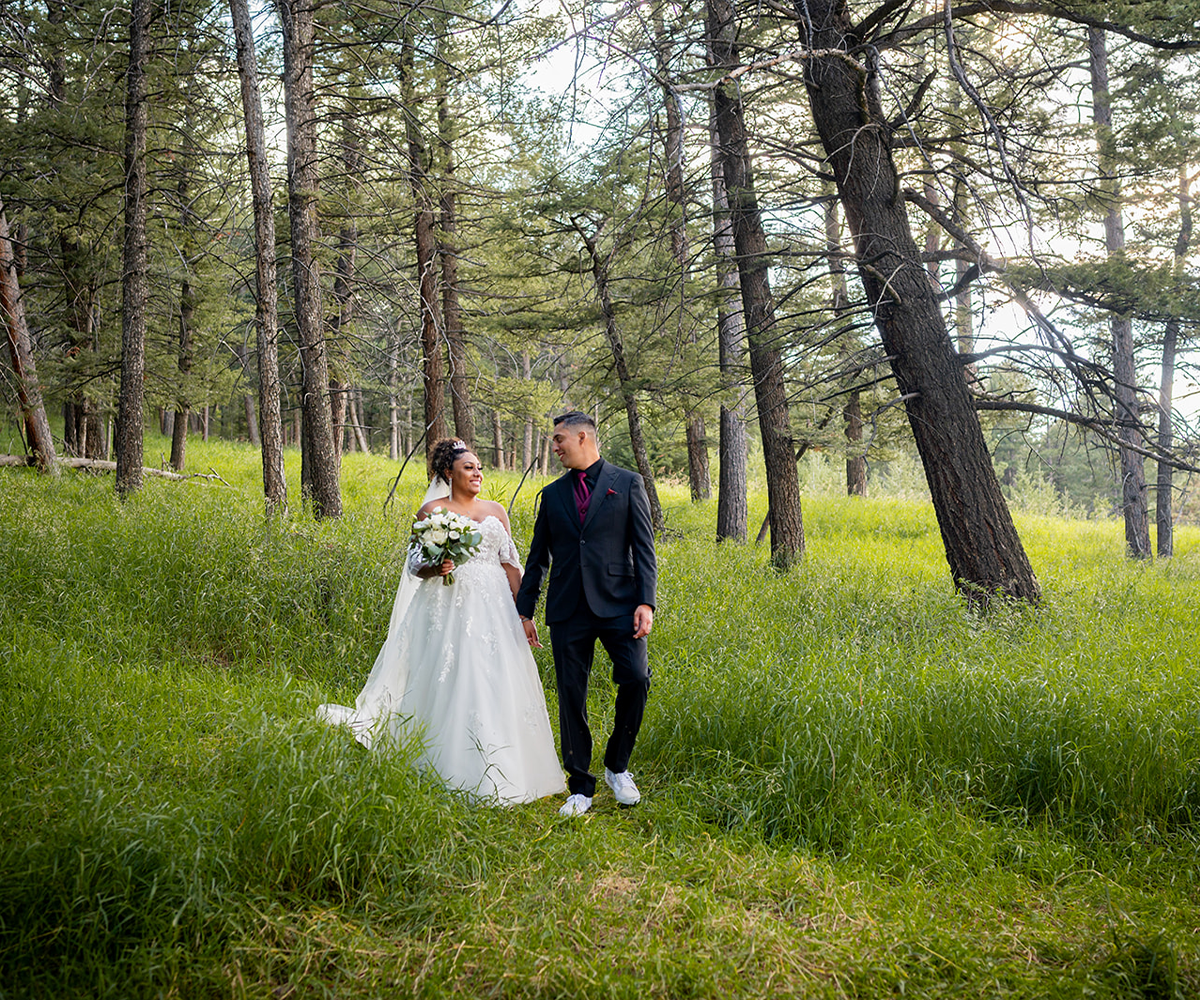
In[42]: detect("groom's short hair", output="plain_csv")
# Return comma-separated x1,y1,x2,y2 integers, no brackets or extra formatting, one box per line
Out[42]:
553,411,596,435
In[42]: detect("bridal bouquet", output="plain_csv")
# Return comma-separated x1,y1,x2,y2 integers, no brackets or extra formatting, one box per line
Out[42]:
411,508,484,586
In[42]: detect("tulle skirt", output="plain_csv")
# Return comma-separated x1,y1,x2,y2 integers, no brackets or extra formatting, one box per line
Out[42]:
320,517,565,805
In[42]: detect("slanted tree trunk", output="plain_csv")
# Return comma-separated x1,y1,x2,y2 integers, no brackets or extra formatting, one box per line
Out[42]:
231,0,286,512
114,0,151,498
170,278,193,470
279,0,339,517
654,1,710,501
575,220,665,534
438,56,474,451
709,0,803,566
709,92,748,542
1089,27,1149,558
402,30,447,472
1,202,57,473
1156,168,1192,558
793,0,1038,601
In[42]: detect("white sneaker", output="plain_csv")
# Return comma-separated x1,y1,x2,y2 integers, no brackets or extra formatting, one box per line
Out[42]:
604,768,641,806
558,793,592,817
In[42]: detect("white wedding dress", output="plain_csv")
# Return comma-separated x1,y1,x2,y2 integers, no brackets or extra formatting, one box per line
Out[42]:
319,515,566,804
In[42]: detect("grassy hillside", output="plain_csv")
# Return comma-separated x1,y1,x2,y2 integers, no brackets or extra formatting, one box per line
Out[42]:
2,437,1197,998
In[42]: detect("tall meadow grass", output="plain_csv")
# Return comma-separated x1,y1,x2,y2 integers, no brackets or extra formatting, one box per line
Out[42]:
1,438,1198,997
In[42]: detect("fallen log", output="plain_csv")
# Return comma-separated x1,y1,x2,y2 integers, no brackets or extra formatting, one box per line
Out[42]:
0,454,231,485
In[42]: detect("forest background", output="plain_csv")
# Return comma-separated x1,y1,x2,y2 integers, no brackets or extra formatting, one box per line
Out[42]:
1,0,1197,591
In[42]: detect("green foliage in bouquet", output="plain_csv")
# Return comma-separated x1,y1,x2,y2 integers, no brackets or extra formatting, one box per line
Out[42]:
411,508,484,585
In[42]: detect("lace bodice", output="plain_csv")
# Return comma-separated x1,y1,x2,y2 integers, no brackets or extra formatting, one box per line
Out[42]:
407,514,521,581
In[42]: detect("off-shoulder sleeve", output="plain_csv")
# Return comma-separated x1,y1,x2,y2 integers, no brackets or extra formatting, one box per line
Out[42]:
499,528,523,569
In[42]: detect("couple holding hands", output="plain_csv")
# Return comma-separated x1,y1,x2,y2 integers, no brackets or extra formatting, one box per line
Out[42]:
320,411,657,817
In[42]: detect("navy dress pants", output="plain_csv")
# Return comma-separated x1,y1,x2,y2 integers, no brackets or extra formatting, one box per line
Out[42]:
549,606,651,797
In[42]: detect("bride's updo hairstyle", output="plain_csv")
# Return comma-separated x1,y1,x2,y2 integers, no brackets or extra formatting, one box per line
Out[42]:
430,438,470,484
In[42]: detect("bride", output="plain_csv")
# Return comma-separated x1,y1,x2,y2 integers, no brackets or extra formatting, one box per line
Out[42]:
319,439,566,804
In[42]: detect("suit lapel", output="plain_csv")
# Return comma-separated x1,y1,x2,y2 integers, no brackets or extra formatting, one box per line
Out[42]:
554,473,582,535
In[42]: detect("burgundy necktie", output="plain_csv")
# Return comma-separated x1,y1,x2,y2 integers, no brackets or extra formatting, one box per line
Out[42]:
573,469,591,523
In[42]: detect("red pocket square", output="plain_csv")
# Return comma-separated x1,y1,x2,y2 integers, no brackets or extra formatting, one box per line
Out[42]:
606,488,618,495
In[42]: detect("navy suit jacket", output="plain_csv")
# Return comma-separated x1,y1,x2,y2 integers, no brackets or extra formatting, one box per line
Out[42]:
516,460,657,625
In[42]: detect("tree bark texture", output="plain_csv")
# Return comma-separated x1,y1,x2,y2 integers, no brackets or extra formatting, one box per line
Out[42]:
170,278,193,471
115,0,151,498
231,0,286,512
709,93,748,542
402,32,448,473
438,63,474,451
492,409,506,471
685,419,711,501
845,392,866,497
0,202,58,473
709,0,804,566
1156,168,1192,558
578,223,666,534
1089,27,1149,558
792,0,1039,601
654,2,710,501
350,389,370,453
279,0,340,518
244,394,261,445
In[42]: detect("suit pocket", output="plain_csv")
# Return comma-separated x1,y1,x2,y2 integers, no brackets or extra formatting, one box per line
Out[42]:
607,561,634,577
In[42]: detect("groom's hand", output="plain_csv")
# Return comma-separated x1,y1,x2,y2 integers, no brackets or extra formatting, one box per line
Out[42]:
633,605,653,639
520,617,542,648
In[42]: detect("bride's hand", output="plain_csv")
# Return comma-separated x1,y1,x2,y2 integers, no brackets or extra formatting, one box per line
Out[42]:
417,558,455,580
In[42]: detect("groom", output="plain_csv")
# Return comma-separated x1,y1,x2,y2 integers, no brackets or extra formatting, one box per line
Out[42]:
516,412,657,817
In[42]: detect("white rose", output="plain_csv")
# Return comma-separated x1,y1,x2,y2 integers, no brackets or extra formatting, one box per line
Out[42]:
430,528,448,545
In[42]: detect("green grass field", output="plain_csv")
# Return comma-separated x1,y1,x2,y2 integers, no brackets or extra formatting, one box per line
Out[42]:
2,437,1197,998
